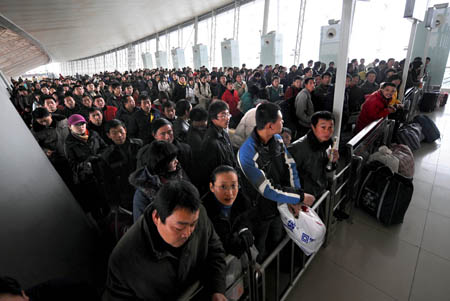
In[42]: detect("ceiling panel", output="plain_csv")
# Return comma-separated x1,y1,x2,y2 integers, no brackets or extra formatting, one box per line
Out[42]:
0,0,232,62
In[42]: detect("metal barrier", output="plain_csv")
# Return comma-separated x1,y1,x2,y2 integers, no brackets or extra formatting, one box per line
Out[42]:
253,191,331,301
403,87,421,123
178,254,250,300
180,118,396,301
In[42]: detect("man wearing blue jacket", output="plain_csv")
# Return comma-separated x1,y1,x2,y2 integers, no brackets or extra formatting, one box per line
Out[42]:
238,102,315,261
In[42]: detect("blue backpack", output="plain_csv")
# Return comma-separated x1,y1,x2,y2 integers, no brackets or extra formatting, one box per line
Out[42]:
413,115,440,143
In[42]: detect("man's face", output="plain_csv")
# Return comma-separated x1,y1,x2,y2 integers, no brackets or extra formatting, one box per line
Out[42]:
315,76,321,86
305,80,315,92
392,79,401,87
179,77,186,84
64,96,76,109
152,207,199,248
124,96,135,111
381,86,396,100
220,76,226,85
82,96,92,107
141,99,152,114
89,110,103,126
107,126,127,145
74,86,84,95
212,110,230,129
87,83,95,91
94,98,105,109
124,86,133,95
200,76,207,83
321,75,331,86
293,79,302,89
41,87,49,95
163,106,176,120
113,86,122,96
269,111,283,135
345,77,351,88
154,124,174,143
281,132,292,146
367,73,376,83
36,115,52,127
63,86,70,92
210,171,239,206
311,119,334,143
305,70,313,77
44,99,57,113
351,76,359,87
272,78,279,87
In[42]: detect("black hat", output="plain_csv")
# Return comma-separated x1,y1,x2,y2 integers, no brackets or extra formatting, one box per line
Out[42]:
148,140,178,174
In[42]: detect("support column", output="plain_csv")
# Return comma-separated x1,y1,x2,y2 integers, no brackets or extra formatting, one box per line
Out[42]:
399,19,418,101
262,0,270,36
194,16,199,45
332,0,356,145
127,44,136,71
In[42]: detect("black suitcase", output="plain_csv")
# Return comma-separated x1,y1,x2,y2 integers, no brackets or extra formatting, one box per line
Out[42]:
419,92,439,112
357,161,414,225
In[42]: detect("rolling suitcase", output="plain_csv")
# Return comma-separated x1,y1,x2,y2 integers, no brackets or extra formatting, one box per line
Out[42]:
419,92,439,112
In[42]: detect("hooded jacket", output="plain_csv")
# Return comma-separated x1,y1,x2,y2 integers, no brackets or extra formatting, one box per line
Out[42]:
102,204,226,300
129,166,187,222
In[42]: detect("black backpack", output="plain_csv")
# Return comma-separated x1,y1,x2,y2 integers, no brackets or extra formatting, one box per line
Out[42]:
357,161,414,225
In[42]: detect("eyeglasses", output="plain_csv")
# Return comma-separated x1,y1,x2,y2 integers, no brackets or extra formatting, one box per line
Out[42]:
214,184,239,191
217,113,231,120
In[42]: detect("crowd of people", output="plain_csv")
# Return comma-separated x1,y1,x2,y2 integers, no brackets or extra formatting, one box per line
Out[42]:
2,56,427,300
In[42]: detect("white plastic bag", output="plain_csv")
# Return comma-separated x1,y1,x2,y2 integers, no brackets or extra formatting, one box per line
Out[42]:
278,203,326,256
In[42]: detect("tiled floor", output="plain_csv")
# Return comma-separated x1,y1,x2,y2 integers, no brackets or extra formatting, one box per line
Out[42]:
287,104,450,301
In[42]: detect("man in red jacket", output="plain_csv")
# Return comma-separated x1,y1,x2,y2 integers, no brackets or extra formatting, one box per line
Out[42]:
355,82,396,133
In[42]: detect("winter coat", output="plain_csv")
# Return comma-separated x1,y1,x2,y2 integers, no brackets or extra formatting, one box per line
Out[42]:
158,81,171,95
359,81,379,96
116,106,138,129
233,81,248,98
288,131,334,198
127,108,161,144
284,85,302,101
64,130,108,184
239,91,257,114
238,129,303,218
355,90,391,133
200,124,239,186
194,82,212,109
231,107,256,148
172,118,190,143
221,89,240,117
107,95,123,109
62,105,81,119
172,82,187,102
32,114,69,162
102,203,226,300
295,89,314,128
202,191,256,257
348,85,365,112
129,166,187,222
266,85,283,103
99,138,143,208
101,105,118,122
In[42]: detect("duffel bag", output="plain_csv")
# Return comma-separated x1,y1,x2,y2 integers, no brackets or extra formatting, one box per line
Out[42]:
396,123,422,151
413,114,440,143
390,143,414,178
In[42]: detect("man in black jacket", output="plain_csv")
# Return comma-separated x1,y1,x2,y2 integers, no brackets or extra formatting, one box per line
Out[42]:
128,94,160,144
103,180,227,301
199,101,238,193
116,95,137,129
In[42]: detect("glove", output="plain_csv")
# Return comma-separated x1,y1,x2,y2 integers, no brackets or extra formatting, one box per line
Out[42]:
239,228,254,251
